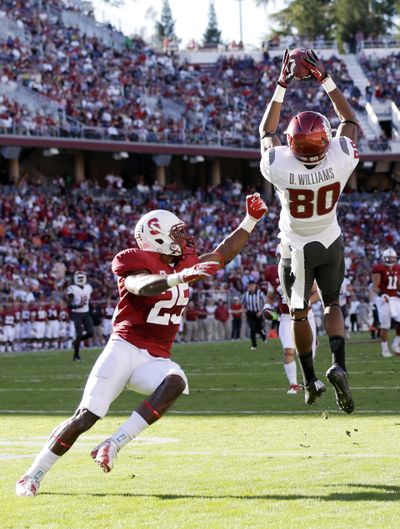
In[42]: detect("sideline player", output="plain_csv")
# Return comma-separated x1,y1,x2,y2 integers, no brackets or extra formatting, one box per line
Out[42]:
16,193,267,496
67,271,94,361
259,49,359,413
263,263,318,394
372,248,400,356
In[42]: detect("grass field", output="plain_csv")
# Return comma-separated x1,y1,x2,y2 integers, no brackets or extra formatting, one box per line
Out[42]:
1,334,400,529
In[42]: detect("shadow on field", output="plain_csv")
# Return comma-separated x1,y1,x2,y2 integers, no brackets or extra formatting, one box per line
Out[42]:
42,484,400,502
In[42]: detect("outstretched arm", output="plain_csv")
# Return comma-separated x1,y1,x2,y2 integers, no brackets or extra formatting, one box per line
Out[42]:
259,49,294,153
125,194,267,296
125,261,221,297
211,193,268,265
304,50,358,142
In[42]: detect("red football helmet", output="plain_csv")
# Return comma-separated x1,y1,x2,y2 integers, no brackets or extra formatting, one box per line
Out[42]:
286,111,332,164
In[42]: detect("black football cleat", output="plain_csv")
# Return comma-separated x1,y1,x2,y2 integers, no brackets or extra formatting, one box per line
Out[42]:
304,377,326,405
326,365,354,414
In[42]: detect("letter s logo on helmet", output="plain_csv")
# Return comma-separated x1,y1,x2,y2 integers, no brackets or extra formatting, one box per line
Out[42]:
147,218,161,235
134,210,195,256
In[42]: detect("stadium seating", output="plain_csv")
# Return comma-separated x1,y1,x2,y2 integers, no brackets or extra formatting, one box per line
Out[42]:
0,0,373,147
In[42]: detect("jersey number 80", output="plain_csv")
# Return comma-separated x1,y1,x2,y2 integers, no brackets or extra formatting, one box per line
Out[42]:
288,182,341,219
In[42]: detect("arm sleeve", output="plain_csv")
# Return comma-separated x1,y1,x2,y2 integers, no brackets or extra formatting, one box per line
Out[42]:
112,248,150,277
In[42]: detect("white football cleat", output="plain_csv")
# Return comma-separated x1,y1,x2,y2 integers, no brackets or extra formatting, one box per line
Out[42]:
287,384,300,395
381,348,392,358
91,439,119,473
16,476,40,497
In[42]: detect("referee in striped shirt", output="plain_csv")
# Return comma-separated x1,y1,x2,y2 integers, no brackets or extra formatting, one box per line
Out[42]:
242,280,267,350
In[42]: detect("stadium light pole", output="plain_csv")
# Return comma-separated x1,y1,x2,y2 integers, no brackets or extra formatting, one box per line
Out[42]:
235,0,244,44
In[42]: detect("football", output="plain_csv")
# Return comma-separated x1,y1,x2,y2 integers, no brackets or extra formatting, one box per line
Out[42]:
288,48,312,80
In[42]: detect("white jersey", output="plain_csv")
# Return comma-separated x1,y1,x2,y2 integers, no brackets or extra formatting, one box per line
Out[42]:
66,284,93,313
260,136,359,249
339,277,351,306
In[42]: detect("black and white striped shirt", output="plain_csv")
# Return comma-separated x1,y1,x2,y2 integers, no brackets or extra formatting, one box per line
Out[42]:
242,289,265,312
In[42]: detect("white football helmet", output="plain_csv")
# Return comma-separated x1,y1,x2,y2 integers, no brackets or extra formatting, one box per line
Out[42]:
382,248,397,266
74,271,87,286
134,210,193,256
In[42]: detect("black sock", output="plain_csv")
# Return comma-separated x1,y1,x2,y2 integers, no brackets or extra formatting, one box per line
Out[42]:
297,351,315,385
329,335,346,370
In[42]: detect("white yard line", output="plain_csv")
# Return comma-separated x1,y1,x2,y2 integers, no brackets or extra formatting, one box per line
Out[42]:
0,409,399,415
0,386,399,392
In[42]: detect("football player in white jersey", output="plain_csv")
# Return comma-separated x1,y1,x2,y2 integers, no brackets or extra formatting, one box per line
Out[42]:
259,49,359,413
66,272,94,361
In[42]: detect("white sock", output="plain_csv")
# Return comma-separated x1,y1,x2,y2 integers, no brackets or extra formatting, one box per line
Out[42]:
382,342,390,352
284,361,297,386
25,447,60,483
110,411,149,450
392,336,400,348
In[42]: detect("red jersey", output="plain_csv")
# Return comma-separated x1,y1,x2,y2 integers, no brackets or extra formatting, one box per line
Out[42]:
230,303,243,318
264,264,289,314
372,263,400,297
47,306,59,321
4,311,15,326
112,248,199,358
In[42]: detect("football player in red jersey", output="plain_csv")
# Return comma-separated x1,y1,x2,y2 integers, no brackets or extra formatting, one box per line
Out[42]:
16,193,267,497
372,248,400,357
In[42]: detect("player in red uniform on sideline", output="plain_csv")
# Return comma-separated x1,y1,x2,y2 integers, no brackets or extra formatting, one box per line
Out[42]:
16,193,267,497
372,248,400,357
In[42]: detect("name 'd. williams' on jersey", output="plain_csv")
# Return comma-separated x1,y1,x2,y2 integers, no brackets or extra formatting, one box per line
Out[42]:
289,167,335,185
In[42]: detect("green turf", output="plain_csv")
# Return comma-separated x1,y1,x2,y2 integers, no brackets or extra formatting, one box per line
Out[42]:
1,334,400,529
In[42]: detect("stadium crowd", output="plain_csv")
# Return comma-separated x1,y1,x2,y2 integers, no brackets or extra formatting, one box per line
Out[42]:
359,51,400,106
1,178,399,352
0,0,372,147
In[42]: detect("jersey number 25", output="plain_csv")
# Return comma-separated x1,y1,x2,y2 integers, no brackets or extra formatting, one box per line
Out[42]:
146,284,188,325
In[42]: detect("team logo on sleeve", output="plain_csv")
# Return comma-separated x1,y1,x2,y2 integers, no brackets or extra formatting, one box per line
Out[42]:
148,218,161,235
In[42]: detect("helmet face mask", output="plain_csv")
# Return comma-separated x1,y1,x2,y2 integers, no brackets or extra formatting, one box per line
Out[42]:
74,272,87,286
135,210,195,256
286,111,332,164
382,248,397,266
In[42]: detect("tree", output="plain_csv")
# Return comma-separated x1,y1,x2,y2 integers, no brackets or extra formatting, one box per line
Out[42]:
335,0,397,51
271,0,334,40
155,0,178,44
202,1,222,47
257,0,397,46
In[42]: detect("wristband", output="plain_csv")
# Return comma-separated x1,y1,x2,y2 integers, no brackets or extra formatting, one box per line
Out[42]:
321,76,336,93
166,273,181,287
239,215,258,233
273,84,286,103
